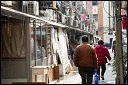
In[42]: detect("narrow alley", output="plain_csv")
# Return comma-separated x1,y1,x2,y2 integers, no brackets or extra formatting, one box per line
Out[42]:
50,49,116,84
1,1,127,84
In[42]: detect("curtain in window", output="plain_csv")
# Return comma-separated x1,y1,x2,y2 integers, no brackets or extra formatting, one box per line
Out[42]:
1,20,25,59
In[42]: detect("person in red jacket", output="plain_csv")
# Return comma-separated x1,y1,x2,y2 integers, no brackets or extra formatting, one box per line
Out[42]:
95,40,111,80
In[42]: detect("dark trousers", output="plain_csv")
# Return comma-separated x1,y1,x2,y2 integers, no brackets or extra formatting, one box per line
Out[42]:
97,64,106,77
124,74,127,84
78,67,94,84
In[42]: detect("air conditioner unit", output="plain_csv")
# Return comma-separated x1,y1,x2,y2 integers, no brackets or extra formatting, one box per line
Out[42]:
23,1,39,15
61,14,66,24
1,1,12,6
65,17,73,26
39,10,46,16
73,20,78,27
45,9,54,20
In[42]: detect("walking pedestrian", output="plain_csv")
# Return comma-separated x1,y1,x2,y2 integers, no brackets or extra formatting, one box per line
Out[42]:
112,40,116,58
73,35,98,84
94,40,111,80
69,44,74,66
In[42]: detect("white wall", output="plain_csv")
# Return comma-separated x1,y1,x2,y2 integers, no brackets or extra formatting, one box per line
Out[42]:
103,1,114,43
83,1,87,11
92,6,98,14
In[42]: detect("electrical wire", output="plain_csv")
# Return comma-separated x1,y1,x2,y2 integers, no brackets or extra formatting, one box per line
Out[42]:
103,1,113,18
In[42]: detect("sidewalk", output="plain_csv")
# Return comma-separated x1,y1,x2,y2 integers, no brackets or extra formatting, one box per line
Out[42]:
51,69,116,84
51,49,116,84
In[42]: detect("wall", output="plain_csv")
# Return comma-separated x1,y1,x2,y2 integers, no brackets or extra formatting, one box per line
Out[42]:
98,1,103,40
1,60,28,84
87,1,92,15
1,16,29,84
103,1,114,43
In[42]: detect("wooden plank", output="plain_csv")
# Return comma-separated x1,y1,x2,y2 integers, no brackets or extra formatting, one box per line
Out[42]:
48,67,54,83
53,65,59,80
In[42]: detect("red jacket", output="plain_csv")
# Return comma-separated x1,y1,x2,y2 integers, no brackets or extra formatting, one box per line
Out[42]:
95,44,111,65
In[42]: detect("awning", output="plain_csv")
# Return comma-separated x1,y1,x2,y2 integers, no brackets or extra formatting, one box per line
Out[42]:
1,6,66,28
65,26,87,33
1,6,89,33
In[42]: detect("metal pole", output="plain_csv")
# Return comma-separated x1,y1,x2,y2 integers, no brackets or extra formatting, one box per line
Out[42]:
40,22,43,62
33,20,37,66
33,20,37,82
108,1,111,34
115,1,124,84
113,1,115,32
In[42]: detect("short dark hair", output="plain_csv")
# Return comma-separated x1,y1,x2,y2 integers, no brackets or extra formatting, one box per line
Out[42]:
82,35,89,42
98,40,104,44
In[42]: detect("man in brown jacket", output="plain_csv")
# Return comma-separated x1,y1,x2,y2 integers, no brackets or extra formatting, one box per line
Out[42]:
73,35,98,84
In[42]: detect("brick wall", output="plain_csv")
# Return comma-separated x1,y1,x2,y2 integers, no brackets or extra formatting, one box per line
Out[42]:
87,1,104,40
87,1,92,14
98,1,103,40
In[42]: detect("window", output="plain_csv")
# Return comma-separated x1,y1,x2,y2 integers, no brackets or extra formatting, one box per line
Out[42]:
45,1,53,7
1,17,26,59
72,2,76,6
96,31,98,35
39,1,53,8
31,27,46,61
93,14,98,21
92,1,98,6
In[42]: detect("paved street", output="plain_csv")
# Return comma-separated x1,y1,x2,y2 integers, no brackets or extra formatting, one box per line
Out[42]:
51,49,116,84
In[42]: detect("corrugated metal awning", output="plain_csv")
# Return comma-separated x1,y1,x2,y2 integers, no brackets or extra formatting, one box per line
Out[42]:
1,6,66,28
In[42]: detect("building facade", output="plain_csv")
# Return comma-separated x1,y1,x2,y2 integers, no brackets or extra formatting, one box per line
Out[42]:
86,1,115,47
1,1,93,84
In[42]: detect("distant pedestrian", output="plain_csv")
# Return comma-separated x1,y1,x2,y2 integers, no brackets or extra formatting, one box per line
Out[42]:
95,40,111,80
69,44,74,66
73,35,98,84
112,40,116,58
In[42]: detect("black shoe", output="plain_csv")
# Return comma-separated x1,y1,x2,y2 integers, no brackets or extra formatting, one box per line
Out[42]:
101,76,104,80
107,63,111,65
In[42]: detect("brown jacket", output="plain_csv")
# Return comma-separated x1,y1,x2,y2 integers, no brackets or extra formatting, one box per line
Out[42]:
73,43,98,69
